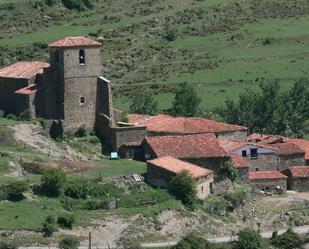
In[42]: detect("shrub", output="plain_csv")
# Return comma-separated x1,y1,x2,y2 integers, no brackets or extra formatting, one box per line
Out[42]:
19,109,31,121
163,28,177,42
6,181,29,201
42,216,57,237
6,114,17,120
121,111,129,123
64,183,89,199
169,171,197,206
57,214,75,229
130,93,158,115
41,168,67,197
59,236,80,249
61,0,83,10
172,232,210,249
232,228,268,249
204,195,227,215
0,109,4,118
0,241,17,249
271,228,303,249
74,126,87,137
225,161,238,181
88,136,100,144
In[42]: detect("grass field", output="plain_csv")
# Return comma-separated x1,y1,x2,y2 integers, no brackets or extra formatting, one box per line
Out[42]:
0,0,308,112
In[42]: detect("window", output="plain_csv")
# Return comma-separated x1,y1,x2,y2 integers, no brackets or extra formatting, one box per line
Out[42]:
242,150,247,157
250,148,258,158
201,186,204,193
255,168,259,171
80,97,85,105
209,182,214,194
79,49,85,65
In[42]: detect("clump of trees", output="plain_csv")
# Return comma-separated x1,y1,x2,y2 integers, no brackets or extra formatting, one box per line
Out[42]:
218,79,309,137
170,82,201,117
130,93,158,115
41,168,67,197
169,171,197,206
232,228,268,249
271,228,304,249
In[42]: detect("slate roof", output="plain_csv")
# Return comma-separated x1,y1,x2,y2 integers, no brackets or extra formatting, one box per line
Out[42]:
129,114,247,135
148,156,212,179
49,36,101,48
287,139,309,160
288,166,309,178
15,84,38,95
249,171,287,180
0,61,49,79
144,133,229,159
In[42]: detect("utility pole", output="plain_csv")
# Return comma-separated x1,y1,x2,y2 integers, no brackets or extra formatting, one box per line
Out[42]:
89,232,92,249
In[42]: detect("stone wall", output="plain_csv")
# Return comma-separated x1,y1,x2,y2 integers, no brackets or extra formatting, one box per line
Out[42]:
96,77,114,121
277,154,306,171
186,157,230,174
250,178,287,192
287,177,309,192
216,130,247,142
237,167,249,182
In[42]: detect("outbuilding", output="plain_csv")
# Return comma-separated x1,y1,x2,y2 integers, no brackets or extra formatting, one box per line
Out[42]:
283,166,309,191
249,171,287,192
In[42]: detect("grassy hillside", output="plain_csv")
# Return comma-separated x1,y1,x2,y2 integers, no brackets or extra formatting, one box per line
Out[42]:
0,0,308,112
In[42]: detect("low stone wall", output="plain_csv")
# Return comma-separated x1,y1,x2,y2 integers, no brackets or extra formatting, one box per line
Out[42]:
250,178,287,192
288,177,309,192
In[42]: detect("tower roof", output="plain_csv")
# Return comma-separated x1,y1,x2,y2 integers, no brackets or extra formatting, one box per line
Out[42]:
48,36,101,48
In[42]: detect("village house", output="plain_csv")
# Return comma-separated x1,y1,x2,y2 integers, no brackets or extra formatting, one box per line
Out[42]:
287,139,309,165
249,171,288,192
128,114,248,141
142,133,230,173
283,166,309,191
147,156,214,199
230,155,249,181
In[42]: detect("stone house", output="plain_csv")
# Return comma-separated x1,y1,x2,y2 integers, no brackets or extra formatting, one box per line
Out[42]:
283,166,309,191
219,139,306,172
230,155,249,181
128,114,248,141
142,133,230,173
147,156,214,199
249,171,288,192
287,139,309,165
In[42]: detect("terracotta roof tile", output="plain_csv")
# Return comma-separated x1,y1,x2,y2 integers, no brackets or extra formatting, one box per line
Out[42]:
148,156,212,179
249,171,287,180
0,61,49,79
231,155,249,168
15,84,38,95
128,114,149,124
287,139,309,160
131,114,247,135
144,133,229,159
267,143,305,156
288,166,309,178
218,139,276,153
248,133,287,144
49,36,101,48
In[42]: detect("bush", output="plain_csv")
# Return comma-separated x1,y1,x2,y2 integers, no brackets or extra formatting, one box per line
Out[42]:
121,111,129,123
169,171,197,206
271,228,303,249
64,183,89,199
41,168,67,197
163,28,177,42
61,0,83,10
172,232,210,249
59,236,80,249
6,181,29,201
0,109,4,118
225,161,238,181
204,195,227,215
74,126,87,137
0,241,17,249
232,228,268,249
19,109,31,121
88,136,100,144
6,114,17,120
57,214,75,229
42,216,57,237
130,93,158,115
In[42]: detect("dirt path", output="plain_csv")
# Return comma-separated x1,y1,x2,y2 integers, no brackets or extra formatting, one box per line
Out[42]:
10,123,87,160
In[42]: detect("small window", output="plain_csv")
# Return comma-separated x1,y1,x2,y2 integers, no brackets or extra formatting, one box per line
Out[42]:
255,168,259,171
201,186,204,193
79,49,85,65
209,182,214,194
80,97,85,105
242,150,247,157
250,148,258,158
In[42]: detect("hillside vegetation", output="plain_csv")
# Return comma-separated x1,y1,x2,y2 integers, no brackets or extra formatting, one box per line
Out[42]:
0,0,309,111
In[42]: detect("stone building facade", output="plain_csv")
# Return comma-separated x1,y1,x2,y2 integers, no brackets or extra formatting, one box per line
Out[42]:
249,171,287,192
283,166,309,191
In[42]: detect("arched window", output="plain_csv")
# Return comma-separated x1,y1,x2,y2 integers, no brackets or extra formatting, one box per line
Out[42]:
79,49,85,65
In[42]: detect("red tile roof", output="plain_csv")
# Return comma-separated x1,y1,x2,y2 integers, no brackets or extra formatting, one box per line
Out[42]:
0,61,49,79
15,84,38,95
130,114,247,135
49,36,101,48
249,171,287,180
128,114,149,124
288,166,309,178
231,155,249,168
218,139,276,153
248,133,287,144
148,156,212,179
144,133,229,159
267,143,305,156
287,139,309,160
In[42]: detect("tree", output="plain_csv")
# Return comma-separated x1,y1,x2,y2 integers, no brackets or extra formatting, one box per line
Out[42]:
59,236,80,249
172,232,210,249
57,214,75,229
232,228,268,249
41,168,67,197
130,93,158,115
42,215,57,237
271,228,303,249
169,171,197,205
225,161,238,182
171,82,201,117
6,180,28,201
